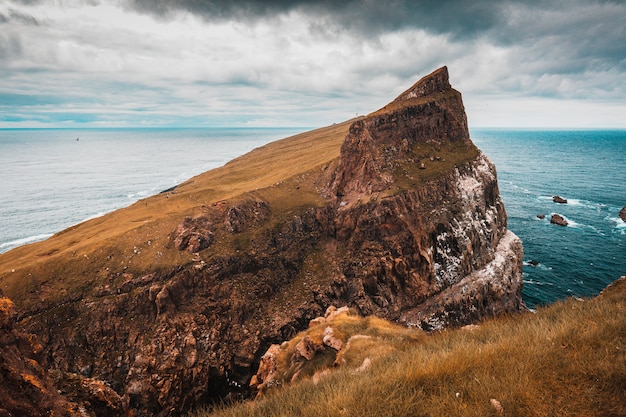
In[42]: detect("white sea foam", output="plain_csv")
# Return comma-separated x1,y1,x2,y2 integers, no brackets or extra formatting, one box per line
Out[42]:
608,216,626,234
549,212,578,227
0,233,54,250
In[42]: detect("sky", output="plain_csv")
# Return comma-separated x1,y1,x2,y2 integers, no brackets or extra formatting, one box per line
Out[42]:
1,0,625,128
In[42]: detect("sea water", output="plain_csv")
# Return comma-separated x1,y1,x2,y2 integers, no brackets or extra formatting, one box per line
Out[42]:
0,127,303,252
472,129,626,307
1,128,624,307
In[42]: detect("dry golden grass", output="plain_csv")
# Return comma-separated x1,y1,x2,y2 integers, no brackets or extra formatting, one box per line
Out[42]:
194,278,626,417
0,120,354,309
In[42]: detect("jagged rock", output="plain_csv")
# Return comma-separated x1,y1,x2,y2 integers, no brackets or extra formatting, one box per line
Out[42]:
294,335,321,361
309,306,350,327
1,66,525,417
322,326,343,350
171,216,214,252
249,344,281,391
224,199,271,233
325,305,350,320
0,294,16,329
551,214,568,226
619,206,626,222
53,372,128,417
553,195,568,204
400,231,524,330
0,290,82,417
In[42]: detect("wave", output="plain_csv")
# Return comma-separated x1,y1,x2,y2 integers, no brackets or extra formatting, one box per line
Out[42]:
523,260,553,271
608,216,626,235
523,279,555,287
0,233,53,250
550,213,579,228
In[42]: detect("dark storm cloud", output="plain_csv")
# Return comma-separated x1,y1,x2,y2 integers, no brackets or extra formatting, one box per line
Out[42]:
124,0,626,65
2,0,624,127
124,0,509,38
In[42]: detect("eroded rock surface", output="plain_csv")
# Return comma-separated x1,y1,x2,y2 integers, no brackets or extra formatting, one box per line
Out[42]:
0,290,82,417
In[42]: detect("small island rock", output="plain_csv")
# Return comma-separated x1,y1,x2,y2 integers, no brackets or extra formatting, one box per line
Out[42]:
620,206,626,222
550,214,568,226
537,214,546,219
553,196,568,204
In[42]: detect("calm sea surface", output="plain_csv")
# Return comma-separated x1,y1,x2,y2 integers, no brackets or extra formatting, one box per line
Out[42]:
1,128,624,307
0,127,303,251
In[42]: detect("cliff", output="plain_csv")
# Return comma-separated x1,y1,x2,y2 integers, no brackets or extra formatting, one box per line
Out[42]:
0,289,84,417
0,67,524,416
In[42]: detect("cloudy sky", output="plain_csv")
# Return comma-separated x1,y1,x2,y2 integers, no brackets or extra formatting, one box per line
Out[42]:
1,0,625,128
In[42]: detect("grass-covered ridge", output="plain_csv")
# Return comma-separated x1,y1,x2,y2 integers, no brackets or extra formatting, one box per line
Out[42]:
194,277,626,417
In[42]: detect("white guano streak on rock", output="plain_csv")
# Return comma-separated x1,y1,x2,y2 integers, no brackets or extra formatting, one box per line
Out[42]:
433,154,499,288
402,229,523,330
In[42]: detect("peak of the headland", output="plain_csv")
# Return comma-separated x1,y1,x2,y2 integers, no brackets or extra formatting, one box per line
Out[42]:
393,66,452,101
0,67,524,417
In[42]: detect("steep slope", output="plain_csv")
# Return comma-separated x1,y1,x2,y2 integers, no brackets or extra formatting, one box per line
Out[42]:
202,276,626,417
0,290,84,417
0,66,524,416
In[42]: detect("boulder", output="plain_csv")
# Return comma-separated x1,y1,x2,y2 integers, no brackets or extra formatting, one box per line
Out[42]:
619,206,626,222
537,214,546,219
553,196,568,204
551,214,568,226
322,327,343,351
294,335,321,361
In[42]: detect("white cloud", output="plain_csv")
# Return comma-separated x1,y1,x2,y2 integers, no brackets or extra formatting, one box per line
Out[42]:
0,0,625,127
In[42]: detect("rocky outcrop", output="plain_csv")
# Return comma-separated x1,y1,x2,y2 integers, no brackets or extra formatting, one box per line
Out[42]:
551,214,568,226
250,306,368,396
553,196,568,204
0,290,81,417
620,206,626,222
4,66,524,416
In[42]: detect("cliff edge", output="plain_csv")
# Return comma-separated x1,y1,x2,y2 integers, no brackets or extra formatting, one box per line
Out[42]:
0,66,524,416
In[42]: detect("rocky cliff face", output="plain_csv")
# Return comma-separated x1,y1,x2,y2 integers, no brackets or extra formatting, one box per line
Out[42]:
1,67,524,416
0,290,83,417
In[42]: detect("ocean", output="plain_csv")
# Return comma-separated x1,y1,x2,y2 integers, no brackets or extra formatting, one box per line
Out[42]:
0,127,303,251
472,129,626,307
1,128,624,308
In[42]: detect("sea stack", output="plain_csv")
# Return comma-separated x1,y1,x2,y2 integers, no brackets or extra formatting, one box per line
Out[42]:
551,214,569,226
0,66,524,417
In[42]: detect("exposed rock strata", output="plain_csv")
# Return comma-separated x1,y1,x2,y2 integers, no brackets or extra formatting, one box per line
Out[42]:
0,290,82,417
2,66,524,416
